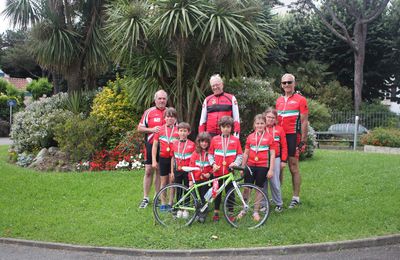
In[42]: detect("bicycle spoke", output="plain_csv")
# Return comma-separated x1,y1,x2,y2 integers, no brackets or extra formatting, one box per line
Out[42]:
153,184,198,228
223,183,270,229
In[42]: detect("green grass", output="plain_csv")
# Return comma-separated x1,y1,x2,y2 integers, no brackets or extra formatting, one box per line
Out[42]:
1,145,399,249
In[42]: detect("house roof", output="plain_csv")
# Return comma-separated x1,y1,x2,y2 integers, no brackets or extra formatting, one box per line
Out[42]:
3,76,32,91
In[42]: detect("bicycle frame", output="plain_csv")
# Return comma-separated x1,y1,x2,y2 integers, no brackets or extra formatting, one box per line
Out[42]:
171,171,248,214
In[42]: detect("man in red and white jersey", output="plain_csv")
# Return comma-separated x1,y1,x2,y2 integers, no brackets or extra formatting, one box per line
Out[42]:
275,74,309,209
198,74,240,137
137,90,168,209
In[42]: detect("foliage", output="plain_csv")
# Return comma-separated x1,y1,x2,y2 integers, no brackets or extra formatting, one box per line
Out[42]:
105,0,276,125
306,99,331,131
317,80,353,112
0,119,10,137
54,115,108,162
91,78,139,148
15,152,35,167
10,93,72,152
361,127,400,148
224,77,279,138
26,77,53,100
3,0,109,91
299,125,316,160
360,101,400,129
0,93,22,122
0,30,42,78
63,90,97,116
1,145,399,248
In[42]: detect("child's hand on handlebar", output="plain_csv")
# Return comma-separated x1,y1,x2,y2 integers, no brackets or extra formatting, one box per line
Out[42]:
212,164,220,172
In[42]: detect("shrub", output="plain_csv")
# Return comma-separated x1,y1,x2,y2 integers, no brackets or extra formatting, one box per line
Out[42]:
63,90,97,116
361,127,400,148
54,116,108,162
0,93,23,121
224,77,279,141
317,80,352,111
26,77,53,100
307,99,331,131
300,125,317,160
91,78,139,148
88,131,144,171
10,93,71,153
0,78,10,94
0,119,10,137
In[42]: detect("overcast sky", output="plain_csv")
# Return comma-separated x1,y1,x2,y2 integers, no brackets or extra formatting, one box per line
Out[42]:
0,0,296,34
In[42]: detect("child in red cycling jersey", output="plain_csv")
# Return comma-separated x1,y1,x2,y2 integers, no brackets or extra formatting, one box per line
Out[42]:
241,114,275,221
188,132,212,223
265,107,288,213
208,116,243,222
171,122,196,218
152,107,178,210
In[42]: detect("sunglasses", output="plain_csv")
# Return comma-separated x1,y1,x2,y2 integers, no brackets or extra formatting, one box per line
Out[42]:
281,81,293,85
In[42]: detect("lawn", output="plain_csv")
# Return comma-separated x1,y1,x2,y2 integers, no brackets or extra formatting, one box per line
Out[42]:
0,145,399,249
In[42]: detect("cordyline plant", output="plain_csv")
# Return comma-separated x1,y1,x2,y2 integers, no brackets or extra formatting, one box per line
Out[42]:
104,0,276,126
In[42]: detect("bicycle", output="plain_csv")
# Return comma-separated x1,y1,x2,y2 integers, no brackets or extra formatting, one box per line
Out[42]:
153,165,270,229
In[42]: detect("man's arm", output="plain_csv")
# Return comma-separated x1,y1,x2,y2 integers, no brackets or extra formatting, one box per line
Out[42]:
231,95,240,136
300,114,308,143
198,99,208,133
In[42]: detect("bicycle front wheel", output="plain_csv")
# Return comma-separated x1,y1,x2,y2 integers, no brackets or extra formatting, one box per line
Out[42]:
223,183,270,229
153,183,198,228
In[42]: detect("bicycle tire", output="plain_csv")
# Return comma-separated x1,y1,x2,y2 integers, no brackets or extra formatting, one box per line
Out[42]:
153,183,198,228
223,183,270,229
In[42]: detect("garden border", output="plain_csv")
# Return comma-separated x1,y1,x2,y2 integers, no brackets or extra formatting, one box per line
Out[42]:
1,234,399,257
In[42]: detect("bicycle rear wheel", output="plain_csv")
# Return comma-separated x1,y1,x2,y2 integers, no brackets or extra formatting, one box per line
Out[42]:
153,183,198,228
223,183,269,229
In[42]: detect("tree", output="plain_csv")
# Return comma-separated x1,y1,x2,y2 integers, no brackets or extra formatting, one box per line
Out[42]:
2,0,109,92
0,30,42,78
105,0,275,126
296,0,390,114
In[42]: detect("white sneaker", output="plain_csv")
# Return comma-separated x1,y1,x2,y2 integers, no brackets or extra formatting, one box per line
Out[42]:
182,210,189,219
176,210,183,218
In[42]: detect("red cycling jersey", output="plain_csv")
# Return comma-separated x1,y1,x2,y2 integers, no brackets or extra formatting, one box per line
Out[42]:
139,106,166,144
266,125,288,162
171,139,196,170
198,92,240,135
188,150,212,182
153,125,178,158
276,93,308,134
245,131,276,168
209,135,242,177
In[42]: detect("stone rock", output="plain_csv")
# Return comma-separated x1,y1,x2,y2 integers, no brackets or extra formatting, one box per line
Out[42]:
28,147,74,172
48,146,59,156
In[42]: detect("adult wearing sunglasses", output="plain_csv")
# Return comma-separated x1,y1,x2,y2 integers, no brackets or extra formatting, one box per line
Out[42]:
275,73,309,209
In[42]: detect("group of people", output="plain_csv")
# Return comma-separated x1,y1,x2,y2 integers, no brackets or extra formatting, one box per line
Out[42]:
137,73,309,222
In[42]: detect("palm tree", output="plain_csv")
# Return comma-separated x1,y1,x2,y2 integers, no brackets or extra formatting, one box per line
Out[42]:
105,0,275,125
3,0,109,92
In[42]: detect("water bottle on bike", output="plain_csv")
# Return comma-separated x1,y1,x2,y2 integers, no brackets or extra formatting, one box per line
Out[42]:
212,179,219,198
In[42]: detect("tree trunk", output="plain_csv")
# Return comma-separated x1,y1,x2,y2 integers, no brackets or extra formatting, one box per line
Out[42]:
353,22,367,114
65,61,83,92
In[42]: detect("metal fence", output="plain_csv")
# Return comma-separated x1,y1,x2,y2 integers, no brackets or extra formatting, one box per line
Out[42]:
330,111,400,130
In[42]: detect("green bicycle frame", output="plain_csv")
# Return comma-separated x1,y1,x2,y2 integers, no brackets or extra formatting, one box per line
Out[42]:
172,172,247,213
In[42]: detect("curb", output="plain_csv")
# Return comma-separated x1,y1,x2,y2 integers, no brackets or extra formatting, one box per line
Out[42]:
1,234,400,257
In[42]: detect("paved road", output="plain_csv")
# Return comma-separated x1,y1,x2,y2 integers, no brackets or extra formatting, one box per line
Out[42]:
1,243,399,260
0,137,12,145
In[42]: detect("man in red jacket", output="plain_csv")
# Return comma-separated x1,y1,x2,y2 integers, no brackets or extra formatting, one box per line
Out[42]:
198,74,240,137
275,74,309,209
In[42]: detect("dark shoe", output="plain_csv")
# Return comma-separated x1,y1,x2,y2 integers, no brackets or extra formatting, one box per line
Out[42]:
288,199,300,209
275,205,283,213
139,198,149,209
